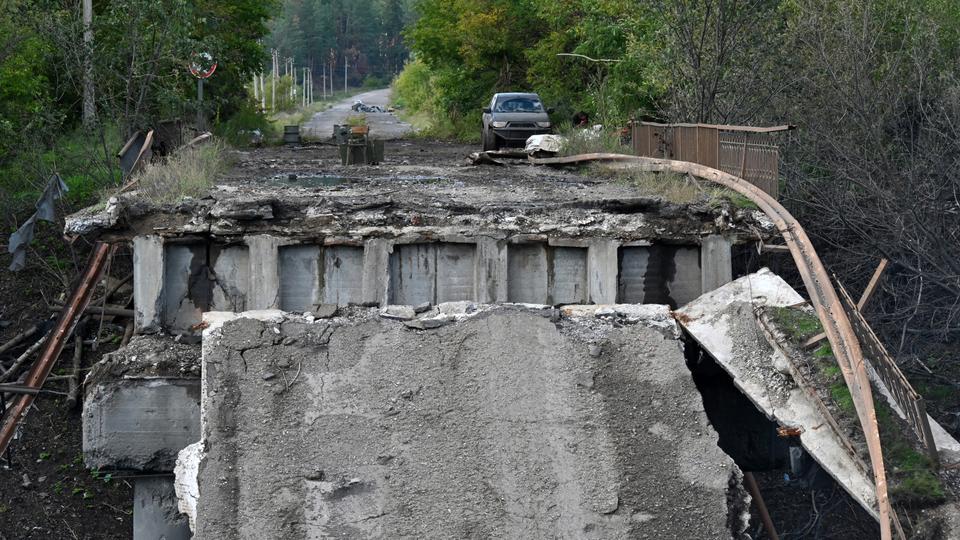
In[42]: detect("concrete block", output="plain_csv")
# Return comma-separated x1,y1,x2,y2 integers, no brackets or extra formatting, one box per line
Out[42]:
193,310,743,538
246,235,281,310
507,244,548,304
362,238,390,306
162,244,209,333
320,246,365,306
550,247,588,304
211,244,249,312
134,477,192,540
587,239,619,305
617,245,702,308
701,235,733,293
476,237,506,303
279,245,320,312
436,244,476,303
389,243,436,305
83,379,200,471
133,236,164,333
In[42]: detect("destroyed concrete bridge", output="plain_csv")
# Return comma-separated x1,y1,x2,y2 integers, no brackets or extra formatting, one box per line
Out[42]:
7,128,958,538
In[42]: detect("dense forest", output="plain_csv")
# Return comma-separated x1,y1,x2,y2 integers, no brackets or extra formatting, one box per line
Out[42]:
266,0,414,89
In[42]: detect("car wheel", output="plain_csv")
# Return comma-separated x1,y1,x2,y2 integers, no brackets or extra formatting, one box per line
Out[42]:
482,128,498,152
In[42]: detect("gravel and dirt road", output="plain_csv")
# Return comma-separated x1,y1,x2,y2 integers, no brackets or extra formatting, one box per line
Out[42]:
302,88,412,140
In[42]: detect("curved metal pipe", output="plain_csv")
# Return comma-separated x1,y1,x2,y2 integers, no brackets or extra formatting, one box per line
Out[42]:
531,153,894,539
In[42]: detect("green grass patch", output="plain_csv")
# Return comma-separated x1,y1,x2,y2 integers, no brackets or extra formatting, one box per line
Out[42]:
830,384,856,414
557,124,628,156
813,343,833,358
770,306,823,342
612,170,729,205
725,192,760,210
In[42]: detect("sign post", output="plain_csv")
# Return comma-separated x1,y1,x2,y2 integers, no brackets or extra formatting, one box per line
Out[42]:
189,52,218,131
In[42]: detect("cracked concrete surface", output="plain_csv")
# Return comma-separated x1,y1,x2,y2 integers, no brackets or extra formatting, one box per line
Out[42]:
191,307,746,539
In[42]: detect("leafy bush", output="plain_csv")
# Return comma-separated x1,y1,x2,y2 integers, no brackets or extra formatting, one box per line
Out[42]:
216,105,273,147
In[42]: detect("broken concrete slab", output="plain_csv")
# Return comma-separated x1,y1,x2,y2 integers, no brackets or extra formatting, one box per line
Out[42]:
83,336,202,472
84,378,200,472
675,268,879,518
185,307,747,538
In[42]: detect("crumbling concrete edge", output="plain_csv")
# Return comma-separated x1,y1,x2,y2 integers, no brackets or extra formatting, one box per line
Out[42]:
676,269,880,520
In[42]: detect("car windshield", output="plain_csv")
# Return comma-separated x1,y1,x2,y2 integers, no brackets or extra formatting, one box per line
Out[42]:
494,97,543,113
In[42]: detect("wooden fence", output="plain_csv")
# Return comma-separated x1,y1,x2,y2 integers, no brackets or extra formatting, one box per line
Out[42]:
835,281,940,467
630,122,793,199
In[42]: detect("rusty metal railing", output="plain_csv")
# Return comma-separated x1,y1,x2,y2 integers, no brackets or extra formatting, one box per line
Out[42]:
630,121,793,199
835,281,940,466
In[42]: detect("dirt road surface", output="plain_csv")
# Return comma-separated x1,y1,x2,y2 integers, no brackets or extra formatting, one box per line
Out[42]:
302,88,412,140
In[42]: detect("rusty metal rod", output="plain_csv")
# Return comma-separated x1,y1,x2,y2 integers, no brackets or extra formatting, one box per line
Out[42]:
530,153,896,539
743,472,779,540
50,304,133,318
0,242,111,456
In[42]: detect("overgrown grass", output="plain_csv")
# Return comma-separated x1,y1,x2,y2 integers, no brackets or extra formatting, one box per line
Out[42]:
557,124,629,156
770,306,823,342
608,168,729,205
126,139,230,203
813,339,946,508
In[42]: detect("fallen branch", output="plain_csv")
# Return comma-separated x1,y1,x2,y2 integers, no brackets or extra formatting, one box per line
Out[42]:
0,335,47,383
0,324,41,357
66,324,84,410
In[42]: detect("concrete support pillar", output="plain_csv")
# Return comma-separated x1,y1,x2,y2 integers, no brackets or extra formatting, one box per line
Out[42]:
476,237,506,303
246,235,281,309
588,239,619,304
133,477,192,540
362,238,391,306
701,235,733,293
133,235,164,333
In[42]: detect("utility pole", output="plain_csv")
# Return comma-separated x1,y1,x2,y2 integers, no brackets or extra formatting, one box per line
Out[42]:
253,73,259,103
344,56,348,94
81,0,95,127
259,72,266,111
321,65,326,99
271,50,277,111
302,67,306,108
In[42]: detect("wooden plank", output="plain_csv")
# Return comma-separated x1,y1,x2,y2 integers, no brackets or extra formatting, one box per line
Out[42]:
857,259,889,311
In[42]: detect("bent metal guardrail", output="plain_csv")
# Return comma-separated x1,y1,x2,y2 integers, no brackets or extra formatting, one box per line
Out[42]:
529,152,899,540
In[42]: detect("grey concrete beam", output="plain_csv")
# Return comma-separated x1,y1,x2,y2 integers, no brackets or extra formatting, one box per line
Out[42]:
587,239,619,305
362,238,391,306
475,237,506,303
701,235,733,294
133,236,164,334
246,235,281,309
279,244,321,312
211,244,250,313
436,244,476,303
321,246,365,306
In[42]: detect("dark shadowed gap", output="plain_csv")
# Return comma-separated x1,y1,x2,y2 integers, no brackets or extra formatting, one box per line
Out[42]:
680,334,880,539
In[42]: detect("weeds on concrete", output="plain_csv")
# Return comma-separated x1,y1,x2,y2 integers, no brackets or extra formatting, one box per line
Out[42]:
770,306,823,342
558,124,628,156
129,140,230,204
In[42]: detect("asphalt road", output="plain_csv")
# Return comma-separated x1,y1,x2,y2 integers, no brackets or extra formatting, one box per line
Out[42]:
303,88,412,140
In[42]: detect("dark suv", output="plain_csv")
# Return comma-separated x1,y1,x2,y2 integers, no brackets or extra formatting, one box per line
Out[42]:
481,92,553,151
